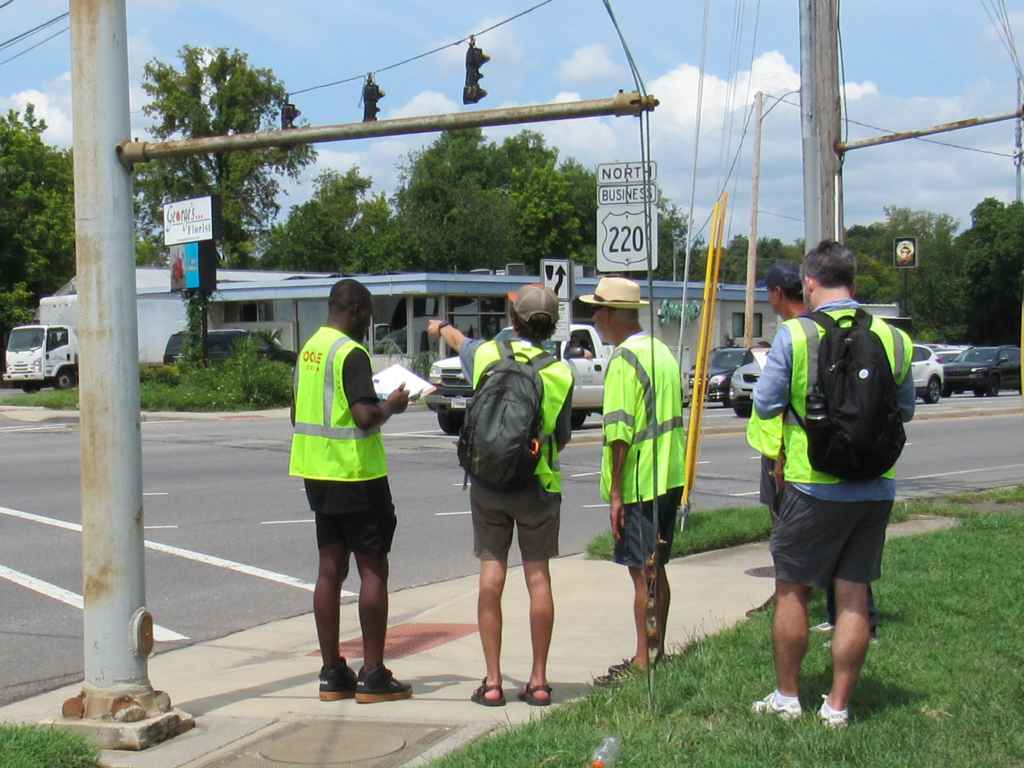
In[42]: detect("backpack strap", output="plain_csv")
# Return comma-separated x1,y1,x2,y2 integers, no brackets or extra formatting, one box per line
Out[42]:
784,316,824,429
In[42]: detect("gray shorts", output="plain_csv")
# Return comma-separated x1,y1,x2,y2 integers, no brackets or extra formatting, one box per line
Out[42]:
770,487,892,589
613,487,683,569
470,484,560,562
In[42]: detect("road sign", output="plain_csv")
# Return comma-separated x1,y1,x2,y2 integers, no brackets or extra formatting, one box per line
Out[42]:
597,161,658,273
894,237,918,268
552,301,571,343
597,161,658,185
597,207,659,272
541,259,572,301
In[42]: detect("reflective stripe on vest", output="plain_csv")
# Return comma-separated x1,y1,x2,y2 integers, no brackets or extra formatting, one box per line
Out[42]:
289,328,387,482
600,336,687,504
782,310,910,484
471,339,574,492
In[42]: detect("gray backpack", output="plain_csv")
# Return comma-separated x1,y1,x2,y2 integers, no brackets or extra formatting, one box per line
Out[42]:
457,342,556,492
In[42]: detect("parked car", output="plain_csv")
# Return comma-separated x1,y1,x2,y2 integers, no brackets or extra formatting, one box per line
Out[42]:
910,344,944,404
942,345,1021,397
727,348,772,418
686,347,755,408
163,329,297,366
930,345,971,365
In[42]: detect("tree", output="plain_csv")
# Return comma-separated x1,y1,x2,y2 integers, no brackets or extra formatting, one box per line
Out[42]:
135,46,316,268
263,168,416,274
0,106,75,340
956,198,1024,344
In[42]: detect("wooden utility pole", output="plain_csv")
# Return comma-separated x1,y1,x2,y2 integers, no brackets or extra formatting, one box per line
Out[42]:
743,91,763,347
799,0,841,249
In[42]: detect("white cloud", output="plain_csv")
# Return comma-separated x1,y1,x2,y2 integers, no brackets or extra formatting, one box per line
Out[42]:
385,91,460,120
558,44,626,85
842,81,879,101
3,81,74,146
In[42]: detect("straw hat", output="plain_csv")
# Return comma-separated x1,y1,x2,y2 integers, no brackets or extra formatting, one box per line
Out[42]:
578,276,649,308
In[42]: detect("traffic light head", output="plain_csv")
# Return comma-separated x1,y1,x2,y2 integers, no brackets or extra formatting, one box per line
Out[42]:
281,98,300,130
362,75,385,122
463,37,490,105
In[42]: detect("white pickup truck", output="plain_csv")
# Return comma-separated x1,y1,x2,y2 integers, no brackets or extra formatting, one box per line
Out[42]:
425,323,611,435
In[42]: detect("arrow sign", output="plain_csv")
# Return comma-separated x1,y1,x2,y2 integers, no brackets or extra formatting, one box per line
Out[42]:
541,259,571,301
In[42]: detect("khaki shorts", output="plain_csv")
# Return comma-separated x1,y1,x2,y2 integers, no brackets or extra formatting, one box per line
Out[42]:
470,484,560,562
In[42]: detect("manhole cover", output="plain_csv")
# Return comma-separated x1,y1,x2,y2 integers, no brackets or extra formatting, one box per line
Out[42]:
205,720,456,768
745,566,776,578
260,725,405,764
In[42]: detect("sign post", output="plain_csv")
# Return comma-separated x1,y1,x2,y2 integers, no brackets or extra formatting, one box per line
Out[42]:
596,161,659,272
541,258,572,342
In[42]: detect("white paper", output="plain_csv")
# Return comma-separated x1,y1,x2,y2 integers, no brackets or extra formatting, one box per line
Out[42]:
372,363,436,402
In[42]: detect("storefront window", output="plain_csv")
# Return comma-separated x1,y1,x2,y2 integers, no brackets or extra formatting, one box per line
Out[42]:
448,296,507,340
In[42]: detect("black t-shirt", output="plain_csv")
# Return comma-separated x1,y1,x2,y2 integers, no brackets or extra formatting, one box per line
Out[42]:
342,347,379,406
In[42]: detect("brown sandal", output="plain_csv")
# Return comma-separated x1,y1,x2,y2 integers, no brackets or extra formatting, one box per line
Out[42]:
470,679,506,707
517,683,552,707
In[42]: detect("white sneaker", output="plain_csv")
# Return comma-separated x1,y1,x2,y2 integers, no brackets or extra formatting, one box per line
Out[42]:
810,622,834,633
752,691,803,720
818,695,849,728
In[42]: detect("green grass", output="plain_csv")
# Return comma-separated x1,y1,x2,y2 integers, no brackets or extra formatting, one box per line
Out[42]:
0,724,99,768
432,507,1024,768
0,341,292,412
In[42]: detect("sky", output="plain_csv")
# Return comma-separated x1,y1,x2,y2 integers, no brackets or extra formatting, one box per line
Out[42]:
2,0,1023,255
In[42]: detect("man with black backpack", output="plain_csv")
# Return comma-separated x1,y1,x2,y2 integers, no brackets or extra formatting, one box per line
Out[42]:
751,241,915,727
427,283,573,707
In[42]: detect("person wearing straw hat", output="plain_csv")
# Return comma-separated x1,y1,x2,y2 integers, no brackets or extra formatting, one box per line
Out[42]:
580,277,687,686
428,284,574,707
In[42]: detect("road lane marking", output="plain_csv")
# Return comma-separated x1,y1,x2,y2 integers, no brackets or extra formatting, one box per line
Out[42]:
583,504,606,508
0,505,355,596
0,424,72,433
729,491,761,497
435,511,471,516
571,472,600,478
144,525,178,530
0,564,188,641
699,461,711,465
904,463,1024,481
261,519,314,525
143,492,169,497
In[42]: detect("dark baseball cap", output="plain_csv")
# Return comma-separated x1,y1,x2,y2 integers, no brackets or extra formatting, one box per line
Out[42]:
763,262,802,291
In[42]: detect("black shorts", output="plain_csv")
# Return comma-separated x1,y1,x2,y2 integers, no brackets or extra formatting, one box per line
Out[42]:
305,477,397,554
613,486,683,569
770,487,892,589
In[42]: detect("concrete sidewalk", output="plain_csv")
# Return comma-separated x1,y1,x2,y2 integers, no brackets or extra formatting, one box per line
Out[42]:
0,517,956,768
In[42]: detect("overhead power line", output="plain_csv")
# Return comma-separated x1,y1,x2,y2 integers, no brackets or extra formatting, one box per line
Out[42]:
290,0,554,97
0,10,68,51
0,23,67,68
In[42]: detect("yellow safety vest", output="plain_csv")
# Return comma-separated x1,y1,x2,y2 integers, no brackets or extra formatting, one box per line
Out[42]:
601,334,687,504
782,310,912,484
472,340,574,493
289,327,388,482
746,410,783,460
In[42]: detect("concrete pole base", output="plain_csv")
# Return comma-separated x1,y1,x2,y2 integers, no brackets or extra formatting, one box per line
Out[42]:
46,708,195,751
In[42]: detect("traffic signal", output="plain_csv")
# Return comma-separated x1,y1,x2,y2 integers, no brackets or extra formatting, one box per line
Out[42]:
463,36,490,105
281,97,300,130
362,75,385,122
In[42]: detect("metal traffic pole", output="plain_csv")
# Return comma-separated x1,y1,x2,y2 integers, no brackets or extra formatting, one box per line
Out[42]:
65,0,191,748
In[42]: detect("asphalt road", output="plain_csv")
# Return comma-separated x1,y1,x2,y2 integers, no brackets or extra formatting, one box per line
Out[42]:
0,395,1021,706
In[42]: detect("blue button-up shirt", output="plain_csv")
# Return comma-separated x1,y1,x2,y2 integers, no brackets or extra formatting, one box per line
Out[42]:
753,299,916,501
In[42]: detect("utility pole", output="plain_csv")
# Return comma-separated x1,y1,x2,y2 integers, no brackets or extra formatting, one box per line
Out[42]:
63,0,191,748
743,91,763,347
1016,74,1022,202
799,0,841,249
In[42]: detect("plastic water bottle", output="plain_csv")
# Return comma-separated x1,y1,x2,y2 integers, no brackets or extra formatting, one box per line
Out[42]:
590,736,621,768
805,391,827,423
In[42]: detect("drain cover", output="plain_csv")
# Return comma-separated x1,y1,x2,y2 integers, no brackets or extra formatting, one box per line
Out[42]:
745,566,776,578
205,720,456,768
260,725,405,764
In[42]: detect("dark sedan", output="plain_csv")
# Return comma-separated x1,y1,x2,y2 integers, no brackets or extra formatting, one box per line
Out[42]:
686,346,755,407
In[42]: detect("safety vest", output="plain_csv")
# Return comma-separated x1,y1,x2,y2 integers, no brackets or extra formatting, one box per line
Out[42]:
289,327,388,482
471,340,575,493
601,334,687,504
782,310,911,484
746,410,783,460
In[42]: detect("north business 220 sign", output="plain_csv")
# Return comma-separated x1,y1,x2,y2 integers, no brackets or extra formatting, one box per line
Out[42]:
597,161,658,272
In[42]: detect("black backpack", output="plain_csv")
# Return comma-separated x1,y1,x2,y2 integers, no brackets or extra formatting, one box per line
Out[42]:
457,342,557,492
793,309,907,481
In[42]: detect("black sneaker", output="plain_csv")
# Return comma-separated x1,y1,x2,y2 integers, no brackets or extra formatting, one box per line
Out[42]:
594,659,640,687
319,662,357,701
355,665,413,703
